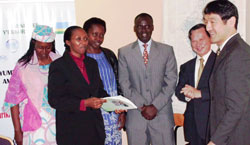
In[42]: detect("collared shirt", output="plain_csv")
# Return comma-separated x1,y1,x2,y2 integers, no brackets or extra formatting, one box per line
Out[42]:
138,39,152,56
185,50,212,102
219,32,238,51
194,50,212,88
69,53,90,112
70,53,90,84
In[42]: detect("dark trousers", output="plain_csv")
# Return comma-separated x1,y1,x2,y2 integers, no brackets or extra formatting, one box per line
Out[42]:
187,121,206,145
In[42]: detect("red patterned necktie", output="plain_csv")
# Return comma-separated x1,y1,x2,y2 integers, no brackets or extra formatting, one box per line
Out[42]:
143,43,148,65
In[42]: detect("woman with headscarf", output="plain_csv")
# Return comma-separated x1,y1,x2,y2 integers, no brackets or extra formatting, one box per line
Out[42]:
3,25,60,145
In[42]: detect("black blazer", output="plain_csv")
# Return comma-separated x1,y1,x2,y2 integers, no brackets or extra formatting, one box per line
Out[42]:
175,52,216,142
48,51,108,145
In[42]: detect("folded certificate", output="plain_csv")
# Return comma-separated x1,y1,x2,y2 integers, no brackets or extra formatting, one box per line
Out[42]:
101,95,137,112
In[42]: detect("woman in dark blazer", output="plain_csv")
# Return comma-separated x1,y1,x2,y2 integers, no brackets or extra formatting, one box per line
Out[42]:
48,26,107,145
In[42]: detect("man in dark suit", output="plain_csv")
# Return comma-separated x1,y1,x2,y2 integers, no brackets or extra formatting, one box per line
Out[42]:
203,1,250,145
175,24,216,145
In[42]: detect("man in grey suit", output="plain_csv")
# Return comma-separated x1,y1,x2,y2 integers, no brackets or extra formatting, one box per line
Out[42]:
203,1,250,145
118,13,177,145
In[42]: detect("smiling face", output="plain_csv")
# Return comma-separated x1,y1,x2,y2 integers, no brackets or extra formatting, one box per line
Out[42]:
134,16,154,43
35,41,53,60
190,27,211,57
87,24,105,49
204,13,234,46
66,28,88,58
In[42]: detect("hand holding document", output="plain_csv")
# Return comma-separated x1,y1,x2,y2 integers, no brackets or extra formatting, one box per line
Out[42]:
101,95,137,112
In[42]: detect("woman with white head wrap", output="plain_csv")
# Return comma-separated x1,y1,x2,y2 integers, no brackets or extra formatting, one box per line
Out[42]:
3,24,60,145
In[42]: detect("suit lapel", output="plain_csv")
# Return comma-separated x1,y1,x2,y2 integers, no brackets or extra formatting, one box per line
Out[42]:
212,34,240,73
197,52,216,87
84,57,93,85
131,41,146,68
189,59,196,87
148,40,160,68
130,40,161,69
63,51,90,86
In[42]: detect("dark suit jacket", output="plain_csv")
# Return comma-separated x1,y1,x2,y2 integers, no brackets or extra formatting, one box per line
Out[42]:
175,52,216,142
48,51,108,145
209,34,250,145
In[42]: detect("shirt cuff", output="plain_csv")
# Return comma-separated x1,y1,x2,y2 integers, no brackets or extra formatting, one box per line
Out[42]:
80,99,86,111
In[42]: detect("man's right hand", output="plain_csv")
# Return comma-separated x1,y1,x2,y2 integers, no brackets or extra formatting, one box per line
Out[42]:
181,84,202,99
14,130,23,145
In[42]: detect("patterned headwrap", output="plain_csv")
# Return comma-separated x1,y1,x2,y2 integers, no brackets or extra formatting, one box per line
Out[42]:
32,24,55,42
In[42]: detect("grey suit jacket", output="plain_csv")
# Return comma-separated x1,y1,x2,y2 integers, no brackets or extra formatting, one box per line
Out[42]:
118,40,177,131
209,34,250,145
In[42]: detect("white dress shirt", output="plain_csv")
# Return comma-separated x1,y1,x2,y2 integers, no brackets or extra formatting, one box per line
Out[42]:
138,39,152,56
185,50,212,101
194,50,212,88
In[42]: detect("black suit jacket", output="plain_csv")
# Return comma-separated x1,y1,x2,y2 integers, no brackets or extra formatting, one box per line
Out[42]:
175,52,216,142
209,34,250,145
48,51,108,145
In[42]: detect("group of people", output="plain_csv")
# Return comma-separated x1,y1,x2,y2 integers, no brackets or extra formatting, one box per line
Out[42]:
2,0,250,145
3,18,124,145
176,1,250,145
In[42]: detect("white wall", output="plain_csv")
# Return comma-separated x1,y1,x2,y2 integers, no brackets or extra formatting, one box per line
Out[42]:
246,0,250,45
75,0,163,54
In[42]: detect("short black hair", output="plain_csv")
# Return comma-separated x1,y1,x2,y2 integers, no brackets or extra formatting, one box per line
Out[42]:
203,0,238,29
188,23,210,40
64,26,83,51
134,13,153,24
83,17,106,33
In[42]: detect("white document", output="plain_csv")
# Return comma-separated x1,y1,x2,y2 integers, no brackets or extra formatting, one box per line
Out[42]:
101,95,137,112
